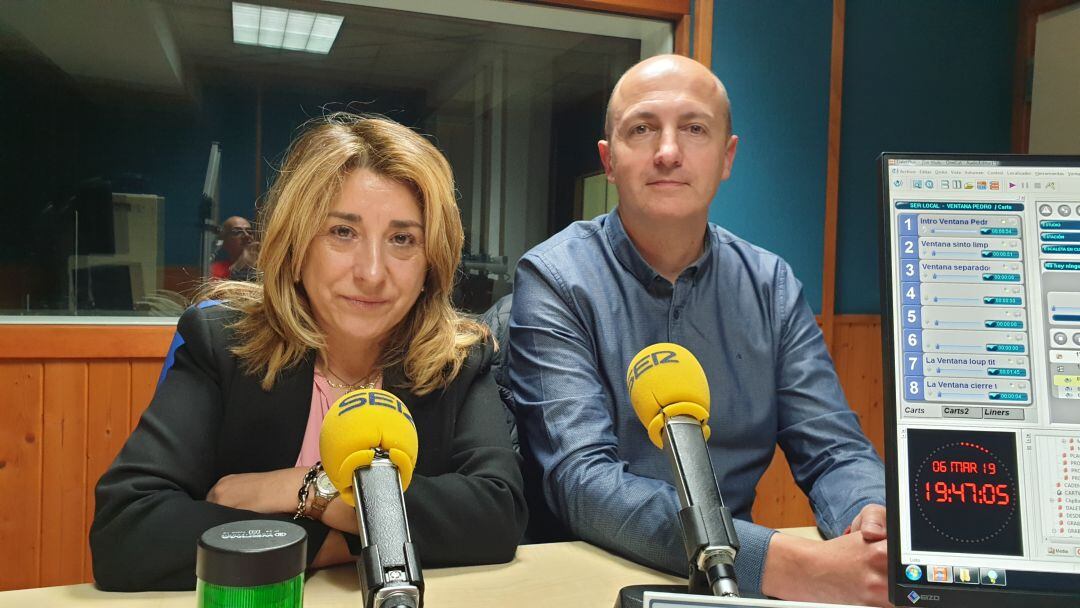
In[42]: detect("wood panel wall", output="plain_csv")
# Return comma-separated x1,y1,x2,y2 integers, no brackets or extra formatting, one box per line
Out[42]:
0,327,171,592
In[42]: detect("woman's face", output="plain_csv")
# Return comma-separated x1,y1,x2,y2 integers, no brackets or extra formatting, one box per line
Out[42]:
301,168,427,350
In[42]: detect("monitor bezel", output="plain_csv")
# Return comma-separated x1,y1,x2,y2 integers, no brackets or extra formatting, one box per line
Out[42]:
879,151,1080,607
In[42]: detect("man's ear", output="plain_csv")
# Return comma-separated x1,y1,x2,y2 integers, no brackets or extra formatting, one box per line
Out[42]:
598,139,615,183
720,134,739,182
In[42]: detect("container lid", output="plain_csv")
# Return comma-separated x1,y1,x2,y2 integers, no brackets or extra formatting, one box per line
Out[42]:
197,520,307,587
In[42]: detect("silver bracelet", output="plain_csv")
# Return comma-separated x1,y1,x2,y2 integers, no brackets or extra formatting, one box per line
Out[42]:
293,462,322,520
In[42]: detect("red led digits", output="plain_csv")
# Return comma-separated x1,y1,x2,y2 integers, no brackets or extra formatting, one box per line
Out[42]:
921,449,1013,508
923,481,1012,505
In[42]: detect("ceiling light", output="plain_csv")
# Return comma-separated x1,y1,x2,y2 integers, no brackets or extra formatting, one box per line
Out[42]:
232,2,343,55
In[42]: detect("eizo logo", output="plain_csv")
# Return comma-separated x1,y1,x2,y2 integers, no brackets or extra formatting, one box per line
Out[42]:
907,590,940,604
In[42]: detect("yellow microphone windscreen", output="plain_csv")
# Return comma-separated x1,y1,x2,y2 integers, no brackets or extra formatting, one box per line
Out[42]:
625,343,711,449
319,389,418,507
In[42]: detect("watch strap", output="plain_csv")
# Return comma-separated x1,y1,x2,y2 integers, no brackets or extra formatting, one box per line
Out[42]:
307,469,339,520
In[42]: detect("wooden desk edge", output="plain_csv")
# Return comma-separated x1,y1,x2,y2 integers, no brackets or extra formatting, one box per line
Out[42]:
0,529,825,605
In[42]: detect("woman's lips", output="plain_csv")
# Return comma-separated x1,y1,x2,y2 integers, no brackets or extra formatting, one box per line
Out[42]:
341,296,389,308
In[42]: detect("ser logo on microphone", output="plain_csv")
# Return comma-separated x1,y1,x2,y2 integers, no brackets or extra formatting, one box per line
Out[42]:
337,390,415,426
626,349,680,392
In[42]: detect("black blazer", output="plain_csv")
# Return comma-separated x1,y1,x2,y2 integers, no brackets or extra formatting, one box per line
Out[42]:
90,303,526,591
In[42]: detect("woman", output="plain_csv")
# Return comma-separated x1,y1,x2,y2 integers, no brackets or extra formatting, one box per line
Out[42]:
90,114,527,591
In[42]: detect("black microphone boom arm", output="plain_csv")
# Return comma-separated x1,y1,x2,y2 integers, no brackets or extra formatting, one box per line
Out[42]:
663,415,741,597
352,451,424,608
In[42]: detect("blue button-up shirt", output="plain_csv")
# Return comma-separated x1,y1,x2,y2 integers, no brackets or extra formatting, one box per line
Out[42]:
507,210,885,595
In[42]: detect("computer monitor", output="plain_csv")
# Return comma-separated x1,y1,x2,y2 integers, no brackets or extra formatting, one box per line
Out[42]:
73,264,135,311
880,153,1080,606
67,192,164,311
72,179,117,256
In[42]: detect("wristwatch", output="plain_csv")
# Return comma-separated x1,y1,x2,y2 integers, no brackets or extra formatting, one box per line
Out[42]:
308,469,340,520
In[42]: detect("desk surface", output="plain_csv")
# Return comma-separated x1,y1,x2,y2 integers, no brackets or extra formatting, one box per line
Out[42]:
0,529,822,607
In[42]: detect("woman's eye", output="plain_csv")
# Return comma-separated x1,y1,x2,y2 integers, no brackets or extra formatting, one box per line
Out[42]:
391,233,418,247
329,225,355,239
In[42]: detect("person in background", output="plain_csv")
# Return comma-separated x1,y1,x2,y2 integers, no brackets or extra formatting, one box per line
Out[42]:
210,216,258,280
90,113,526,591
507,54,888,606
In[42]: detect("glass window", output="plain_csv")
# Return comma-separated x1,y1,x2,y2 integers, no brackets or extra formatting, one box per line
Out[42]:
0,0,668,321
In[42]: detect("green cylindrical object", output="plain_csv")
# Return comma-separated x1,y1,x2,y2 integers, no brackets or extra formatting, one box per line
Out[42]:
196,520,307,608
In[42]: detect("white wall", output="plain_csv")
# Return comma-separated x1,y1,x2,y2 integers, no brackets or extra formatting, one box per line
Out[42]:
1030,4,1080,154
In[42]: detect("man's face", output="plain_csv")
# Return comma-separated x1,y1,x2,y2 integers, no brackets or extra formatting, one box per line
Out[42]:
222,218,253,260
599,61,737,225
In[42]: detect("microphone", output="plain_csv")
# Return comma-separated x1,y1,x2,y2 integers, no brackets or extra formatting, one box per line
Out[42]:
626,343,740,598
320,388,423,608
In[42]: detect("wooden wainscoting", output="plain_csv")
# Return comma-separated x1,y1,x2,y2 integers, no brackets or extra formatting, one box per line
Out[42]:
0,325,172,591
0,315,885,590
751,314,885,529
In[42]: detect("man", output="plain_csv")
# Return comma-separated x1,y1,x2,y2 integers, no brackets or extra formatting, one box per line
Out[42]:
507,55,888,606
211,216,257,280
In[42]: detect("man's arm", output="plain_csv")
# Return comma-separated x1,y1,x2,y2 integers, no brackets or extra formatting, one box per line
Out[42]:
761,261,889,606
508,254,778,594
772,260,886,535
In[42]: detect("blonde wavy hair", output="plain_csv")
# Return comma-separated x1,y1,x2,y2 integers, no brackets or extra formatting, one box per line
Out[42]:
203,113,487,394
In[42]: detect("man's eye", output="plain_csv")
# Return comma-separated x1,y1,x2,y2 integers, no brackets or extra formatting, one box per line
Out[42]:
630,124,650,135
688,124,705,135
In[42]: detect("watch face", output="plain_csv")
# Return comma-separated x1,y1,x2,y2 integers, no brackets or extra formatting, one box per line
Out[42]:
316,472,339,496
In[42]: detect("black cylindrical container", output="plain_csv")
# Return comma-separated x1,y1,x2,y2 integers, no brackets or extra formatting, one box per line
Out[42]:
196,520,307,608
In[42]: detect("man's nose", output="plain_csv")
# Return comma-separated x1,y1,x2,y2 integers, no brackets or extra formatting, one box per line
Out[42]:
654,129,683,167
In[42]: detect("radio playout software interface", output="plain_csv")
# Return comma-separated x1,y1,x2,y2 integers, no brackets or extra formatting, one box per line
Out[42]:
881,154,1080,606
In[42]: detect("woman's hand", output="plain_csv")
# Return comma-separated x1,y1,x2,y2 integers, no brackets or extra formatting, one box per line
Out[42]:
207,467,360,537
207,467,308,514
320,492,360,535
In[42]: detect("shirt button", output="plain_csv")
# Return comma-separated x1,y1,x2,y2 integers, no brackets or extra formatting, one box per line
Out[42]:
673,310,681,320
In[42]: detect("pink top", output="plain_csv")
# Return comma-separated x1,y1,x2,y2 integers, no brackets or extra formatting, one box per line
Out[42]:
295,369,381,467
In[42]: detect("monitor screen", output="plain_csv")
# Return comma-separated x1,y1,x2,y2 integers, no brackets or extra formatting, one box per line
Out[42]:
880,153,1080,607
72,179,117,256
73,264,134,312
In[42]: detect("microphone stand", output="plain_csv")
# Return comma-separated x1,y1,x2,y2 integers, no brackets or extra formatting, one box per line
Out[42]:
352,450,424,608
663,416,740,597
615,415,741,607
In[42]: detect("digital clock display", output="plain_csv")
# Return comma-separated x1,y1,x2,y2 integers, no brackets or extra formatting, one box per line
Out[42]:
907,428,1023,556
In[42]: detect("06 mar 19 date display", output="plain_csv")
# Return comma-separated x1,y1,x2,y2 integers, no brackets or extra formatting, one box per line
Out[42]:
923,458,1011,506
907,428,1024,556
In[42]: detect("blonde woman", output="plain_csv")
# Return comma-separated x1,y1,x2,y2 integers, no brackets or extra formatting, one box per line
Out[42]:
90,114,527,591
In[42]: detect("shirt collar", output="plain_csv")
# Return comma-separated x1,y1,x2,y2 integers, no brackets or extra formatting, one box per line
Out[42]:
603,208,715,288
